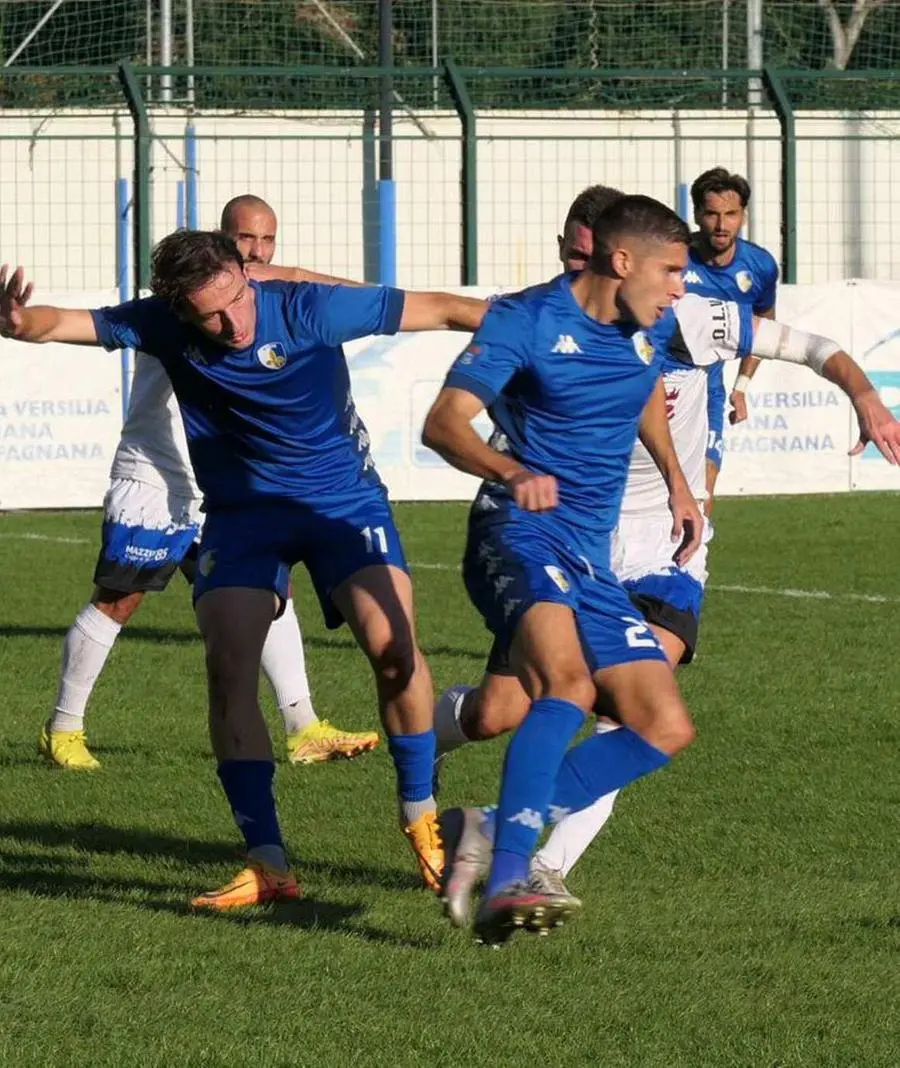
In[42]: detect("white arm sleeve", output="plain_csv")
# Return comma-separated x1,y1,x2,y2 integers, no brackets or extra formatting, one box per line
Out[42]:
672,293,748,366
749,318,841,375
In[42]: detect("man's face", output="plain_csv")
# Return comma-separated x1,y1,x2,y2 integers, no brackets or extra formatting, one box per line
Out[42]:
695,189,745,255
557,221,593,273
223,205,277,264
614,237,687,329
181,262,257,349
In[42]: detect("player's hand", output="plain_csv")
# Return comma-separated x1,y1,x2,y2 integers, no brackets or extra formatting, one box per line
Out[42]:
728,387,748,425
668,480,703,566
849,389,900,465
504,470,558,512
0,264,34,339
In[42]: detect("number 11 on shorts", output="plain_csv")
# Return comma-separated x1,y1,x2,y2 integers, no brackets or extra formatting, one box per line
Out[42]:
362,525,388,554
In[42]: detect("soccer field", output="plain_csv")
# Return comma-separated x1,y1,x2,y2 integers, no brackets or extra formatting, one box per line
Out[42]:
0,496,897,1068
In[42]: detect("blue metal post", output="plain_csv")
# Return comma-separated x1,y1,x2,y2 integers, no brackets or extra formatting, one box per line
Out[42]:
115,176,133,416
176,181,185,229
377,179,397,286
677,182,691,225
185,122,199,228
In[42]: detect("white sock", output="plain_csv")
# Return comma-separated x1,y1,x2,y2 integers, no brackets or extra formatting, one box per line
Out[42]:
260,598,317,733
52,604,122,731
534,790,620,878
434,685,474,756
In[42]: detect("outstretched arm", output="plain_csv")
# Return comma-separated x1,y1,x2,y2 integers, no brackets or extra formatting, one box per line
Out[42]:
748,317,900,464
638,377,703,563
0,265,97,345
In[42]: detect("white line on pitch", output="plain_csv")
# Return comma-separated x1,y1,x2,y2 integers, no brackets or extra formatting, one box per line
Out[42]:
0,537,893,607
409,561,898,605
0,532,89,545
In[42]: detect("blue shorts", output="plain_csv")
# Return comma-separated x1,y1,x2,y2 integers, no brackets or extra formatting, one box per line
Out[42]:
463,509,666,673
193,493,408,628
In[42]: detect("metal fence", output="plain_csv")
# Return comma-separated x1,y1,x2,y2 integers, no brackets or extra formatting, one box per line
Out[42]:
2,65,900,296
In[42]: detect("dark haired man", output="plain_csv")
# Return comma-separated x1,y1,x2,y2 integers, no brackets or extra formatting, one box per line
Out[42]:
35,197,376,771
687,167,779,506
0,230,488,906
423,193,900,945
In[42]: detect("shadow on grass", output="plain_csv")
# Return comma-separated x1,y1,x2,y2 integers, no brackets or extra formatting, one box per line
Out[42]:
0,820,439,947
0,625,486,661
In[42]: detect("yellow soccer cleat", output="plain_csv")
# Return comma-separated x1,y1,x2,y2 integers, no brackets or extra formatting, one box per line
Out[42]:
190,860,301,911
38,719,100,771
404,811,445,893
286,720,379,765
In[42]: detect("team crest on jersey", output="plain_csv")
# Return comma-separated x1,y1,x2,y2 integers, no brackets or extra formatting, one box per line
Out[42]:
256,342,287,369
632,331,654,365
458,343,481,366
544,565,571,593
735,270,753,293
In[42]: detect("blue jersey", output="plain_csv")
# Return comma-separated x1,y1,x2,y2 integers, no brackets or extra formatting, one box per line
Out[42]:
682,238,778,466
683,238,778,313
444,275,751,546
92,281,404,511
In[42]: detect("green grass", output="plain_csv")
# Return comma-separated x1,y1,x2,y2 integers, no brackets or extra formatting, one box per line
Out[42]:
0,497,897,1068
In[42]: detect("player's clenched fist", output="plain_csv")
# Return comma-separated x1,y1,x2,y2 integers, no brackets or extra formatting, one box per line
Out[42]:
0,264,34,338
504,470,558,512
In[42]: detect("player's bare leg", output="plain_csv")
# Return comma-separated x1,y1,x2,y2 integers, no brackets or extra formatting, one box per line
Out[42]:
40,586,146,771
332,564,442,891
191,587,299,910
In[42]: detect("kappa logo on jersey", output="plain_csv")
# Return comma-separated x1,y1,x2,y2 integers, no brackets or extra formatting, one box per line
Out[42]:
544,564,571,593
683,270,703,285
185,344,208,366
632,331,655,365
256,342,287,369
551,334,582,355
735,270,754,293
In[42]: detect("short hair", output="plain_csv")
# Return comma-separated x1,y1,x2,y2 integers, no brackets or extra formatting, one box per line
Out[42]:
589,195,690,269
690,167,751,211
563,184,626,233
220,194,275,231
150,230,244,309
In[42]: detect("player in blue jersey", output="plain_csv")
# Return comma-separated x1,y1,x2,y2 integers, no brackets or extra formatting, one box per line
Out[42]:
687,167,780,509
0,235,487,907
422,194,900,944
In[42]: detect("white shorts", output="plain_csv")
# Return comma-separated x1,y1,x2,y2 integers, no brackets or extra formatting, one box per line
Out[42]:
94,478,203,593
611,511,713,662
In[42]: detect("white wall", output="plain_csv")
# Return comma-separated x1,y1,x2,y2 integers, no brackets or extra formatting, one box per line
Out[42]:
3,107,900,294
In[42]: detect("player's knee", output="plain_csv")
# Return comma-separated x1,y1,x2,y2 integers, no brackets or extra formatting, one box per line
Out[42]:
542,669,596,713
472,685,528,739
635,704,695,756
92,588,144,625
368,635,418,691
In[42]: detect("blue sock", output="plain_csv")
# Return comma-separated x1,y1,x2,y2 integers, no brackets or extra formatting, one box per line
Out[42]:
217,759,284,853
388,730,436,821
486,697,585,897
550,727,670,818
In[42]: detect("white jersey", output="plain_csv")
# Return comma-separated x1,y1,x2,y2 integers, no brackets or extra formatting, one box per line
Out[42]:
620,366,708,515
620,293,750,516
109,353,200,499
